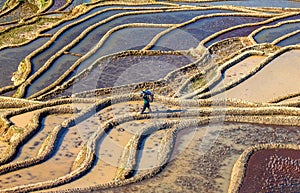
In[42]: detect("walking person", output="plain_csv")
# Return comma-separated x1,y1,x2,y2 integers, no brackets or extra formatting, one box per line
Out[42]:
140,90,152,114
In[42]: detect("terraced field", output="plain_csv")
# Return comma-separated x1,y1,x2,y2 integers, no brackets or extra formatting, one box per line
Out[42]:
0,0,299,192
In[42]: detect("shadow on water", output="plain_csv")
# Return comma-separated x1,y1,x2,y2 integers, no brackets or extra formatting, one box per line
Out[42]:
153,109,186,114
47,126,70,160
130,133,150,178
89,123,114,171
14,117,71,162
14,117,47,161
130,123,169,178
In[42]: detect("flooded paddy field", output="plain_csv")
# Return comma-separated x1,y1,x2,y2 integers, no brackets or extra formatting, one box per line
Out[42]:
254,22,300,44
276,32,300,46
0,2,38,24
0,2,5,10
0,1,299,192
26,54,81,97
69,9,236,55
181,16,266,42
206,14,300,47
63,0,92,11
14,114,72,162
221,50,300,102
47,0,67,12
95,123,300,193
62,51,195,96
0,37,50,88
210,55,266,93
240,148,300,192
0,125,83,189
196,0,300,8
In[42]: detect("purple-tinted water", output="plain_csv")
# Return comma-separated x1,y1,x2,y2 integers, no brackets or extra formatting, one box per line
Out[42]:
151,28,200,51
69,9,234,55
240,149,300,193
72,27,167,78
153,16,265,51
206,14,300,47
65,53,194,96
47,0,67,12
62,0,91,11
197,0,300,8
35,8,213,76
63,9,233,82
0,1,5,10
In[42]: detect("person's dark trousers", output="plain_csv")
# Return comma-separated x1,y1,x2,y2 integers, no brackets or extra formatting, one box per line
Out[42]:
141,102,151,114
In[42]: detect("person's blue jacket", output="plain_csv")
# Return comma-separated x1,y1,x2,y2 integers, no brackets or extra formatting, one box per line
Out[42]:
143,94,150,104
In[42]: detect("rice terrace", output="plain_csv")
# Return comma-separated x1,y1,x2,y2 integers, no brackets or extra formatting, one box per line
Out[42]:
0,0,299,192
